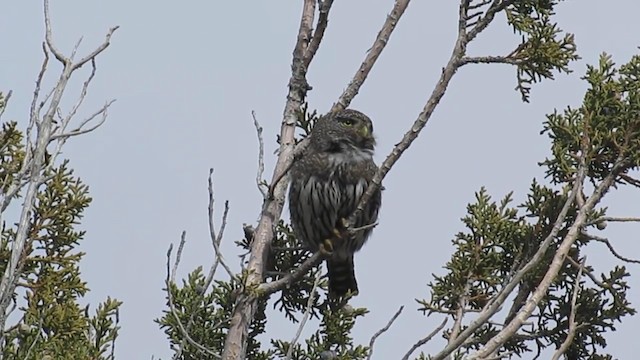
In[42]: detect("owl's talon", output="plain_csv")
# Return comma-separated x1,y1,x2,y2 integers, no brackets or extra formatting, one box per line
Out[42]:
332,228,343,240
320,239,334,256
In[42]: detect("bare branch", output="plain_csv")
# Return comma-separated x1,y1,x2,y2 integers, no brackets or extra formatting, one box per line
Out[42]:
346,0,472,231
166,237,222,359
73,27,119,71
170,232,188,283
0,0,117,346
459,55,521,66
221,1,318,357
551,258,585,360
582,232,640,264
257,251,325,296
367,306,404,360
590,216,640,224
0,90,11,120
284,271,322,360
251,111,267,198
50,100,115,141
207,169,235,279
401,318,448,360
331,0,411,112
43,0,67,64
302,0,335,69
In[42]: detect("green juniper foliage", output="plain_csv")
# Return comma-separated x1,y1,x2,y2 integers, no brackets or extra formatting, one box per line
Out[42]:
421,52,639,359
0,113,121,360
506,1,579,102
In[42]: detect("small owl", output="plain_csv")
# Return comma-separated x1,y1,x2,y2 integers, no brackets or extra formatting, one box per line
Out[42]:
289,109,382,297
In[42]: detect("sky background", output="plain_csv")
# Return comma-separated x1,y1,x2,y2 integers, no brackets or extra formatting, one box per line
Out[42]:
2,1,640,359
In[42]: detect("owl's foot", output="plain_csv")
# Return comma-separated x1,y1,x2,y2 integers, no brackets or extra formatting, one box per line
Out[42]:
320,239,334,256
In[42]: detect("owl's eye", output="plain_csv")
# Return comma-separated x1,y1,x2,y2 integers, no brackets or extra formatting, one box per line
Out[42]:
339,118,355,126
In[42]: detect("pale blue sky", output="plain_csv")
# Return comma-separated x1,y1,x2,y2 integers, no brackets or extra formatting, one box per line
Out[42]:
2,1,639,359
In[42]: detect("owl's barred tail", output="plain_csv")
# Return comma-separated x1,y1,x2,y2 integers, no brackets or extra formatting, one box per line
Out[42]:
327,255,358,297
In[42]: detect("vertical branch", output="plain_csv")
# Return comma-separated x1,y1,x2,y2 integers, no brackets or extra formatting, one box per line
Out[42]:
550,258,585,360
220,1,317,359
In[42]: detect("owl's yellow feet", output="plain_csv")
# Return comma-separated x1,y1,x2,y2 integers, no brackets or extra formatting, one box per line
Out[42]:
320,239,334,256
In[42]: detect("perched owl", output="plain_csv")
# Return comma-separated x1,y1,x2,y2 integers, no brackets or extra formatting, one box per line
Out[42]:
289,109,382,297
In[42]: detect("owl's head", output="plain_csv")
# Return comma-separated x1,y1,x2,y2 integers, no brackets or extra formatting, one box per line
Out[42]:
311,109,376,154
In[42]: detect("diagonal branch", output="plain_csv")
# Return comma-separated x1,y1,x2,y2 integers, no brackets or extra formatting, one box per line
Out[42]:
550,258,585,360
347,0,472,229
367,306,404,360
401,318,448,360
469,159,626,359
331,0,411,112
257,252,325,295
284,271,322,360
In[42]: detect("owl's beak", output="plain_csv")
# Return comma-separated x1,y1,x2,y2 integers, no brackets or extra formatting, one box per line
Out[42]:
358,124,370,139
358,125,375,150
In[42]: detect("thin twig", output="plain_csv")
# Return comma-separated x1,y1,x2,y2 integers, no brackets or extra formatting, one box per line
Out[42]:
367,306,404,360
251,111,267,198
551,258,585,360
166,238,222,359
459,55,521,66
348,222,378,235
589,216,640,224
401,318,448,360
207,169,235,279
0,90,11,119
582,232,640,264
285,271,322,360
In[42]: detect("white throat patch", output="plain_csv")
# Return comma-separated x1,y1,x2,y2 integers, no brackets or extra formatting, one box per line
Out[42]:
326,147,373,166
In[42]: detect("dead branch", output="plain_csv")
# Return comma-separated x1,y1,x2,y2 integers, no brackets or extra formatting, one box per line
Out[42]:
550,258,585,360
582,232,640,264
346,0,474,228
366,306,404,360
331,0,411,112
251,111,267,198
284,271,322,360
258,252,325,296
0,90,11,120
207,169,234,280
590,216,640,224
458,55,521,66
401,318,448,360
302,0,334,69
221,1,317,358
0,0,117,343
166,235,222,359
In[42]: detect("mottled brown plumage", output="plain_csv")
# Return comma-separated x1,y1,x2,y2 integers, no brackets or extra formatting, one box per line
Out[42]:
289,109,381,297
